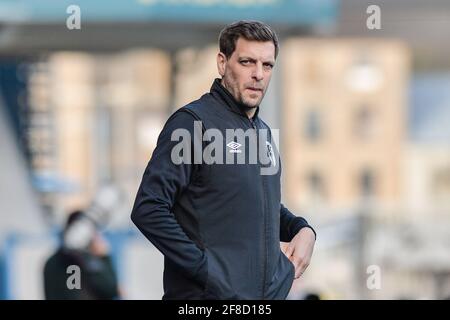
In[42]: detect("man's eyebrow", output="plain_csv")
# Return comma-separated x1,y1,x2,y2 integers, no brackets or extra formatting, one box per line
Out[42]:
238,56,256,61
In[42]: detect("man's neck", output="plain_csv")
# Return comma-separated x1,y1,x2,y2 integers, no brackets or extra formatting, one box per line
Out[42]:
245,108,257,120
220,79,258,119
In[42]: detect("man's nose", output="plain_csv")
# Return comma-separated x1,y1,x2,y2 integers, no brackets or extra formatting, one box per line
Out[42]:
252,63,264,81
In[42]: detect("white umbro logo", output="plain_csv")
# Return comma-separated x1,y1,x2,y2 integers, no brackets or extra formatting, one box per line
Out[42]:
226,141,242,153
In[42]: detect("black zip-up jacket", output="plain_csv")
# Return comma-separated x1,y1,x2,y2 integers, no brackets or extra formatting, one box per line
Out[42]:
131,78,315,300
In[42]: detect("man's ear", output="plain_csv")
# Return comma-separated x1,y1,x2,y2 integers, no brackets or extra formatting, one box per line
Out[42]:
217,52,227,77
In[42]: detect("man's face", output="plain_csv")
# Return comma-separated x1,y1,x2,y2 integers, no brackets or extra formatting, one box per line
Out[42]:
217,37,276,109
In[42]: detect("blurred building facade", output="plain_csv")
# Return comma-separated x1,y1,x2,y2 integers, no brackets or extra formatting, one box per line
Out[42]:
281,39,410,213
25,50,171,224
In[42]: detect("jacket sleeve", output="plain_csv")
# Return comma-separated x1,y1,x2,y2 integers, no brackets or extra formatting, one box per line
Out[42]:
280,203,316,242
131,110,207,283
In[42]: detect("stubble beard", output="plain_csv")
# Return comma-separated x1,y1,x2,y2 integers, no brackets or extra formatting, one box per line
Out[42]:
222,77,264,109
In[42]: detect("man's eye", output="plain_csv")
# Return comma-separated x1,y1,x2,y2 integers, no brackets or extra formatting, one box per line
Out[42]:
240,60,250,65
264,64,274,69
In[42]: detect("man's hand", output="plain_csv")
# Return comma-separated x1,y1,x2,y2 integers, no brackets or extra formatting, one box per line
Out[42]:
282,227,315,279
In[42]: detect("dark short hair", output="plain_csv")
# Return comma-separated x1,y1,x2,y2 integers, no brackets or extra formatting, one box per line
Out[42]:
65,210,86,231
219,20,279,59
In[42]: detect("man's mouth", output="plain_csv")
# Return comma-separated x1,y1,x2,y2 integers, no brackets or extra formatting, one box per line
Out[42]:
246,87,263,92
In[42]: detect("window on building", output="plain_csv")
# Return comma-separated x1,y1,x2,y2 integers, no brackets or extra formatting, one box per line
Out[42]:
345,55,383,93
359,169,376,198
305,109,321,143
354,105,376,140
432,166,450,203
307,170,325,202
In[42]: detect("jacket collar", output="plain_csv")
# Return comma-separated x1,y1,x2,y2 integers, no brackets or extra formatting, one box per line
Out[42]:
210,78,260,120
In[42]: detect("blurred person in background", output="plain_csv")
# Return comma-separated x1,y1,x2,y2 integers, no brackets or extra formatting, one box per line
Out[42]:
43,210,121,300
131,20,316,300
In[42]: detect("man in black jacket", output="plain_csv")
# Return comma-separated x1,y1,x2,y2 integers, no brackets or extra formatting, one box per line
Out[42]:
131,20,316,300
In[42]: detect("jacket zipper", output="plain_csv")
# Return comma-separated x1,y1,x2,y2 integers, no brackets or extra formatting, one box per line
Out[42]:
249,117,267,299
